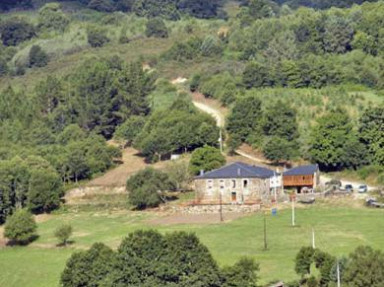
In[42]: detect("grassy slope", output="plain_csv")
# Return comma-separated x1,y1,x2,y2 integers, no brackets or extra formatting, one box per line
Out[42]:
1,204,384,286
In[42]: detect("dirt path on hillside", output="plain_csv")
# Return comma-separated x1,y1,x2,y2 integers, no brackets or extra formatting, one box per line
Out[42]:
65,147,169,202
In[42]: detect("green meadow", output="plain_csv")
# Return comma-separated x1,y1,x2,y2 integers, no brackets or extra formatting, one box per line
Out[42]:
1,203,384,286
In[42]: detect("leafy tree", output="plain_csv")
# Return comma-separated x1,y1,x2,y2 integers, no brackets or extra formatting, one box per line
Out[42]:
263,137,298,163
29,45,49,68
295,246,315,278
4,209,37,245
0,17,36,46
61,243,115,287
114,116,146,146
323,15,354,54
38,3,70,32
87,26,110,47
110,230,222,286
359,106,384,165
27,167,63,213
54,224,73,246
126,167,175,209
226,96,264,146
263,101,299,141
221,257,259,287
243,62,273,88
189,146,226,175
309,109,360,170
165,160,192,191
145,18,169,38
344,246,384,287
314,250,336,286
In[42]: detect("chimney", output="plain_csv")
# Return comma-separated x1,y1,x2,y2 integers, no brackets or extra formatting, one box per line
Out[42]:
200,170,205,176
237,168,241,176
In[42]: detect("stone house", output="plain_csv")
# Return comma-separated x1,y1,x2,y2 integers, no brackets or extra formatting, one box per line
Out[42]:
194,162,275,204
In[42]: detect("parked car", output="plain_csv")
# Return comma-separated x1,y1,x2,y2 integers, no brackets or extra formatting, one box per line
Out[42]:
358,185,368,193
345,184,353,192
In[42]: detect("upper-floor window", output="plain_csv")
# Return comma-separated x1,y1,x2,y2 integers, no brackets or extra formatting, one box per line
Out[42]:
232,180,236,188
220,179,225,190
243,179,248,188
207,180,213,190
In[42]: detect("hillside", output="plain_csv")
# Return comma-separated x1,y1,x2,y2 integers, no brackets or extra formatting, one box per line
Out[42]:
2,0,384,286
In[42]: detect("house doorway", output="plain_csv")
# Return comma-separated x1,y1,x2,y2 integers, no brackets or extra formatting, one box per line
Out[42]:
231,192,237,202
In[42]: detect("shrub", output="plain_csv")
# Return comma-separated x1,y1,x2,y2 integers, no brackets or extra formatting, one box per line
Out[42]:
87,26,110,48
54,224,73,246
200,35,223,57
0,17,36,46
4,209,37,245
145,18,168,38
29,45,49,68
38,3,70,32
189,73,201,92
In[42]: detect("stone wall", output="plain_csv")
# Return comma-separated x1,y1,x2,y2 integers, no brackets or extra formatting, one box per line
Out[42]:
162,203,261,214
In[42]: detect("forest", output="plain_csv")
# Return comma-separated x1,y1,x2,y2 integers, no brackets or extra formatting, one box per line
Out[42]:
2,0,384,220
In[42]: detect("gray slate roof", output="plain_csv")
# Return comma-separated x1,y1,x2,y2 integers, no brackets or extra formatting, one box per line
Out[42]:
283,164,318,176
196,162,275,179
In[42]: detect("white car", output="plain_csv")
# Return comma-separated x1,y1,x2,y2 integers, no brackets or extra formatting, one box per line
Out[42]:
358,185,368,193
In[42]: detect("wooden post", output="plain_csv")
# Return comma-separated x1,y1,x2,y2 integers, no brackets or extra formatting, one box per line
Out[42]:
263,211,267,250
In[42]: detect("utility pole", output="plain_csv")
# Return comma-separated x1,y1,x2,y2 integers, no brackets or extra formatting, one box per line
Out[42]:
263,211,267,250
291,195,296,227
219,129,223,153
219,191,223,222
312,228,316,249
337,260,341,287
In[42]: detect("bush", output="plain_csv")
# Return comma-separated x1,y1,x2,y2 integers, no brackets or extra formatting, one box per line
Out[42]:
189,73,201,92
38,3,70,32
54,224,73,246
189,145,226,175
145,18,169,38
29,45,49,68
127,167,175,210
4,209,37,245
87,26,110,48
0,17,36,46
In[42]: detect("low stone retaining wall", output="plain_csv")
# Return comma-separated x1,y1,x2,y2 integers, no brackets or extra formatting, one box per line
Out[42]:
162,204,261,214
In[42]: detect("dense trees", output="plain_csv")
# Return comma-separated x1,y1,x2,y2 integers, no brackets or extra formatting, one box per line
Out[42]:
291,245,384,287
189,146,226,175
134,97,219,161
61,230,259,286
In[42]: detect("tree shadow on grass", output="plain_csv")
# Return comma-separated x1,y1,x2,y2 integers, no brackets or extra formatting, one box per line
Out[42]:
6,234,39,247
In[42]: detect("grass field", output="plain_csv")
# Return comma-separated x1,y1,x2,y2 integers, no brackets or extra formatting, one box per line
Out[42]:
1,202,384,286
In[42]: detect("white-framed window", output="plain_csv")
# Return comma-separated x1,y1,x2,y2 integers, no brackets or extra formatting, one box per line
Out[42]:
232,180,236,188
